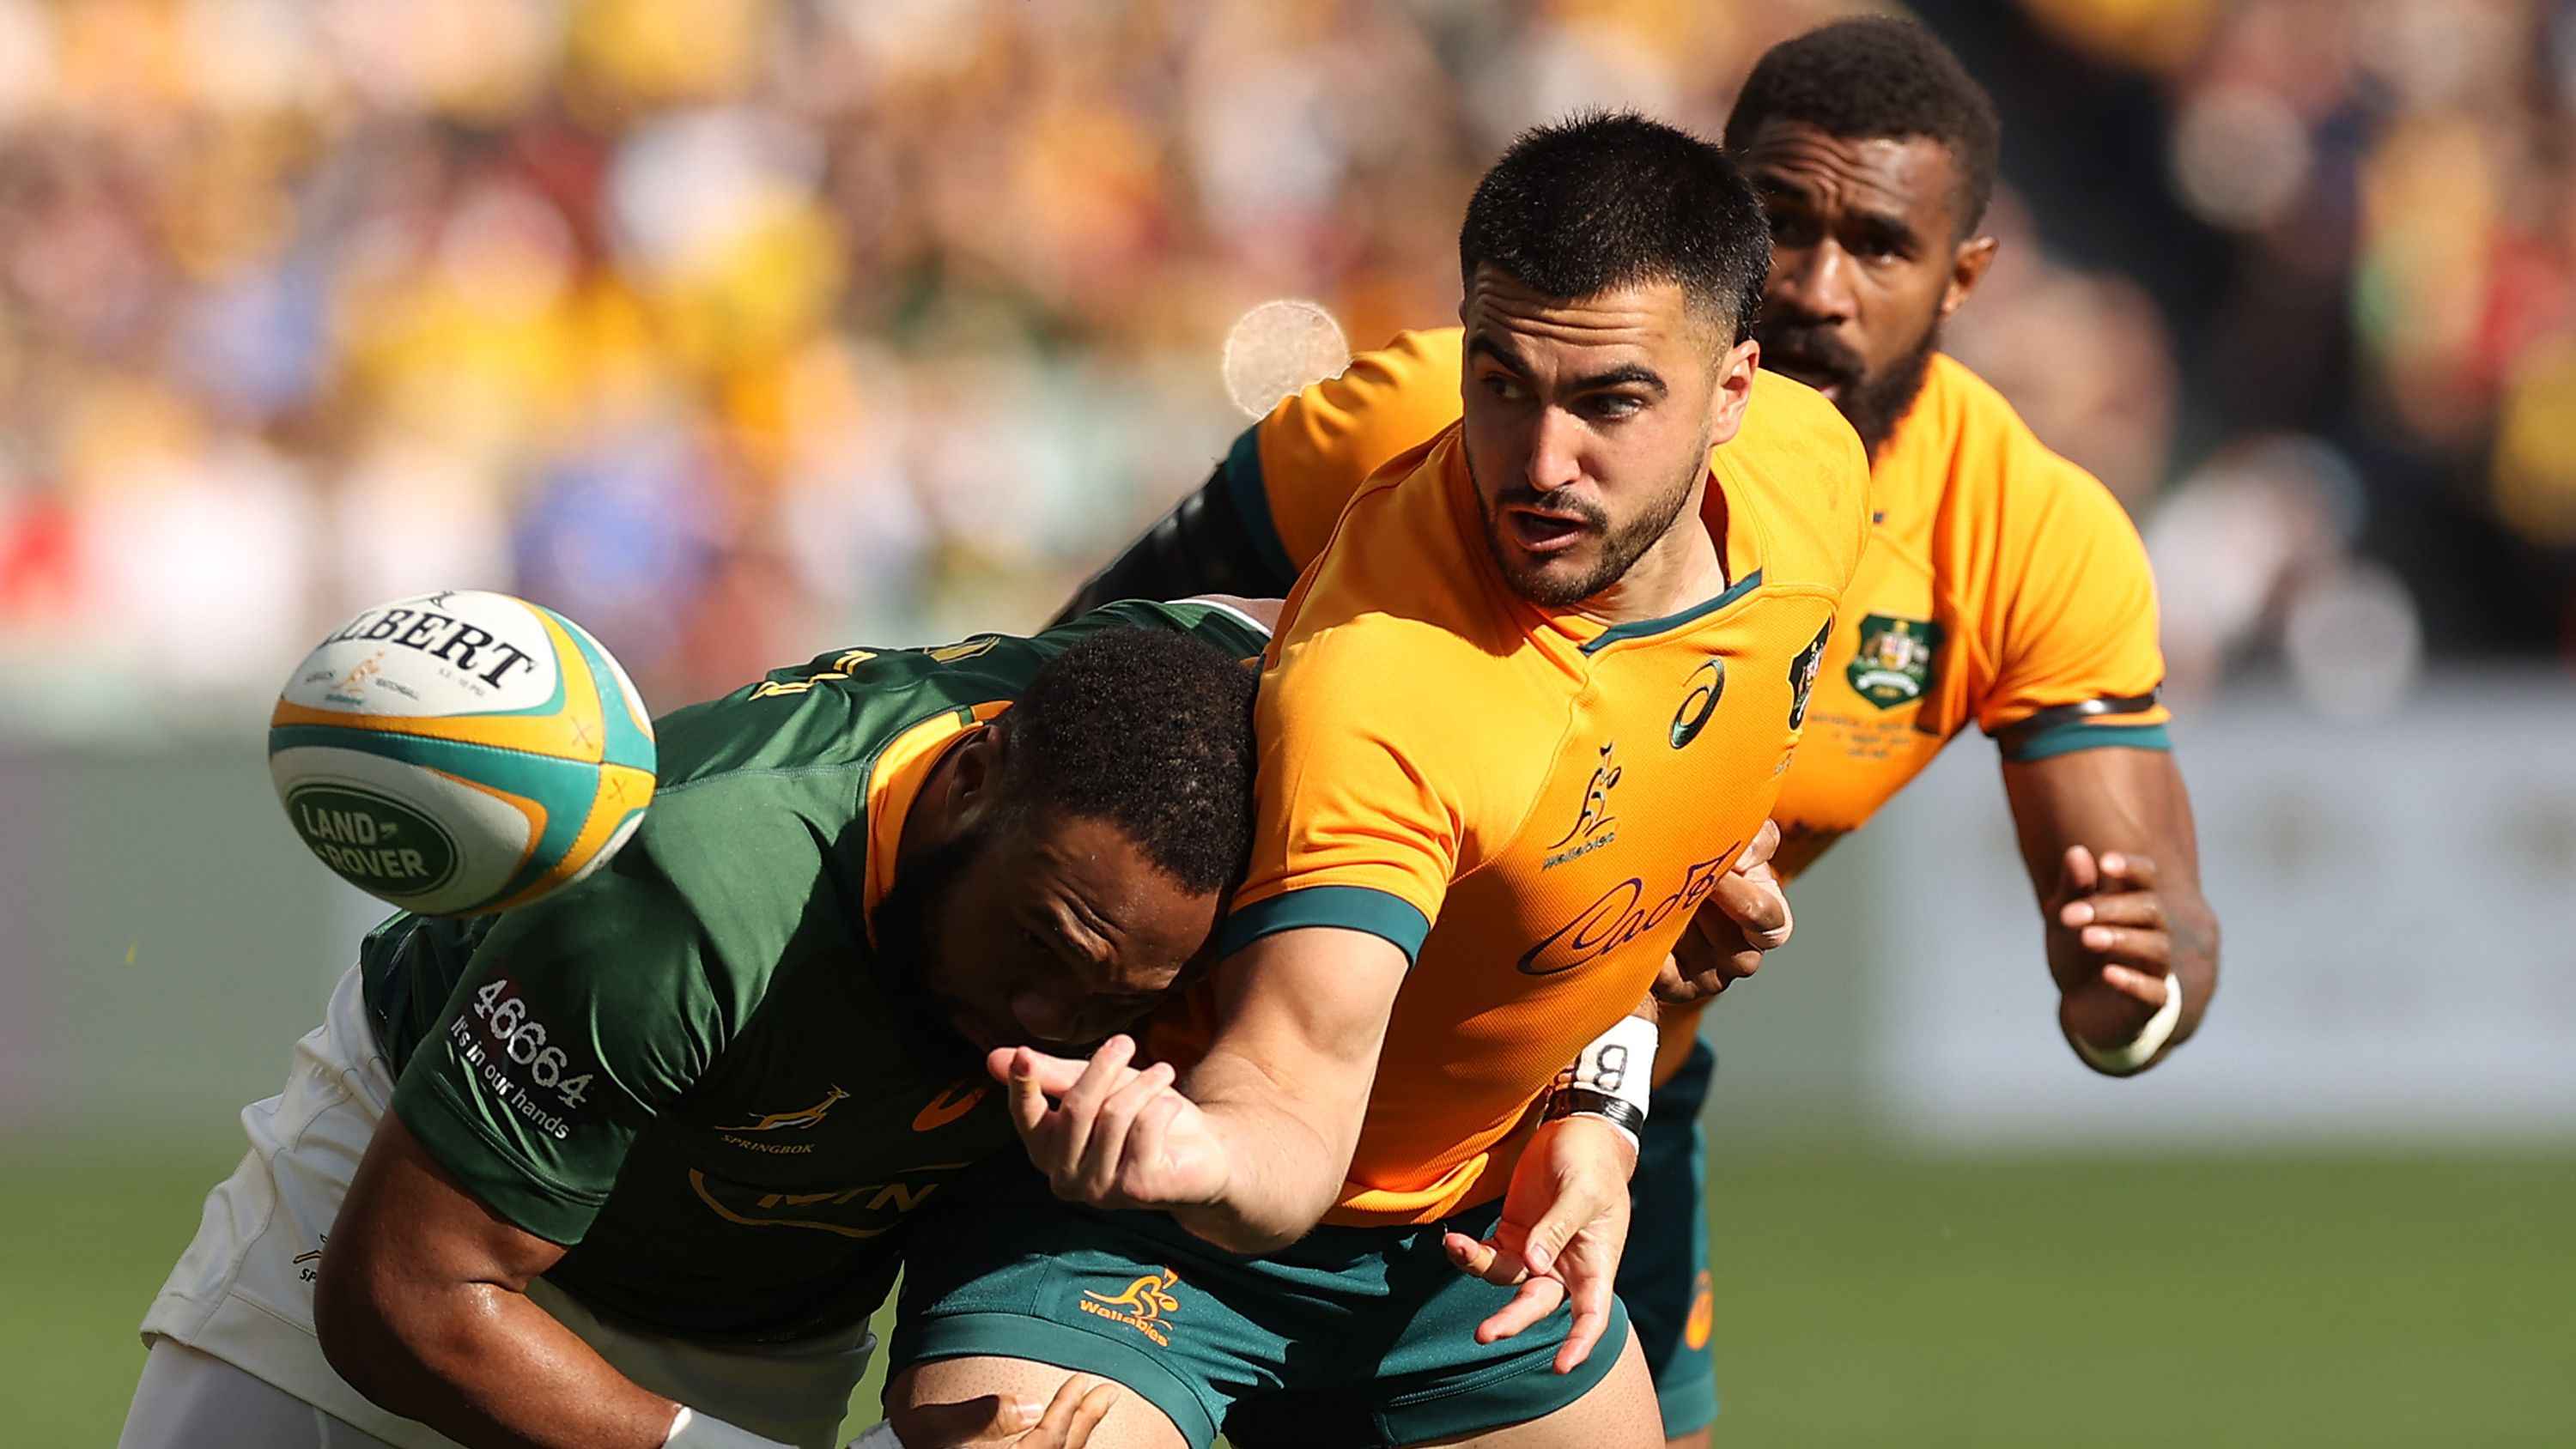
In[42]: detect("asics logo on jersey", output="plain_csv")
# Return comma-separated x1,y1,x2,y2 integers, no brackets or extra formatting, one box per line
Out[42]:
1669,659,1726,749
732,1085,849,1133
911,1082,987,1133
1517,850,1737,976
1078,1269,1183,1346
1542,743,1621,869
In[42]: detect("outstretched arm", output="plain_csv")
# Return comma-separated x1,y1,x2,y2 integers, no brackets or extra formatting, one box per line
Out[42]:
2001,746,2219,1073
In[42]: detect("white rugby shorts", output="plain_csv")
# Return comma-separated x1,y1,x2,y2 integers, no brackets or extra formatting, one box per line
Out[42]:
131,963,874,1449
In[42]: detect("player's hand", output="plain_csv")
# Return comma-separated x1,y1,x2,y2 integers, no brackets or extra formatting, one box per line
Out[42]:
2050,846,2178,1058
1655,819,1793,1006
1438,1114,1635,1374
990,1036,1231,1211
876,1376,1121,1446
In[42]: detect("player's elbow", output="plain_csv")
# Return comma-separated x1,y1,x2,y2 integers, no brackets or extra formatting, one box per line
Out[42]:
313,1239,471,1418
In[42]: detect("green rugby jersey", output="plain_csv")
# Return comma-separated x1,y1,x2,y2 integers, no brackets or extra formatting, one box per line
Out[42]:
362,600,1267,1343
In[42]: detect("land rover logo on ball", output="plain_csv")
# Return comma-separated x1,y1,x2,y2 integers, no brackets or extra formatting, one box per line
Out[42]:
287,785,460,896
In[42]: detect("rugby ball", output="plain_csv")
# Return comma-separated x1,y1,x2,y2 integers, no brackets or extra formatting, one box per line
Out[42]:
268,591,657,917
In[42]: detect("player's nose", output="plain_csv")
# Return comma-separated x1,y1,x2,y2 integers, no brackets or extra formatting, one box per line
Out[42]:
1769,239,1856,324
1525,407,1586,494
1007,988,1080,1044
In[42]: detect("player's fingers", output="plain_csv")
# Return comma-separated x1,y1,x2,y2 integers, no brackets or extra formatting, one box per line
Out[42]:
2076,924,2172,971
994,1046,1091,1099
1113,1086,1192,1205
1005,1050,1052,1138
1650,954,1697,1006
1045,1036,1137,1183
1038,1379,1121,1449
1737,817,1783,871
1514,1181,1612,1280
2058,844,2099,901
1072,1061,1173,1203
2098,851,2160,889
884,1392,1040,1445
2100,963,2172,1007
1553,1294,1610,1375
1442,1230,1515,1282
2062,890,2166,931
1709,870,1792,950
1475,1276,1566,1345
1058,1035,1138,1120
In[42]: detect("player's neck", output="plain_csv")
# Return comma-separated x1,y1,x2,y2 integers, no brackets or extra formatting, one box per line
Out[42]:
1575,482,1728,627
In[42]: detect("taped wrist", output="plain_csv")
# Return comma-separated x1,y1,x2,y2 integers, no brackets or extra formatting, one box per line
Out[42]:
1542,1013,1656,1149
664,1407,795,1449
2070,972,2185,1076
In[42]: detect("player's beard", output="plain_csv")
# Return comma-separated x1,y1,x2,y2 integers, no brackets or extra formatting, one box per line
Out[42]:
1759,315,1939,460
1469,437,1706,609
867,822,994,1080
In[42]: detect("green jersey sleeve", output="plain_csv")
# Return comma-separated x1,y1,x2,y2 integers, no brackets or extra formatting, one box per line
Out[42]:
390,848,726,1246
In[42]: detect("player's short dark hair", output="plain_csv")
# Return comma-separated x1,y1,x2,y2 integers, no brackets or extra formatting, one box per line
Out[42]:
999,625,1259,894
1460,112,1770,346
1724,17,2002,237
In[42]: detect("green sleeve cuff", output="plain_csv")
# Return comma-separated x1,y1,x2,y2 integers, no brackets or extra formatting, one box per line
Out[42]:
1219,884,1431,965
2001,720,2172,763
391,1074,611,1247
1217,426,1297,582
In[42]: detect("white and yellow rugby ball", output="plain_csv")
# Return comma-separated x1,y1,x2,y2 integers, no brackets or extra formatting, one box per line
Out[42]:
269,590,657,917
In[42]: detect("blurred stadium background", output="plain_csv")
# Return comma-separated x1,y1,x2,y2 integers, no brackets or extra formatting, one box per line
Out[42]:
2,0,2572,1444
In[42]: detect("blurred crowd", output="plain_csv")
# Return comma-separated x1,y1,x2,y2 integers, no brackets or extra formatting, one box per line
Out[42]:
0,0,2570,728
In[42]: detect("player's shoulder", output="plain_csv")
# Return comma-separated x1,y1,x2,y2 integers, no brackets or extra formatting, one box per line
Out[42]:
1258,327,1466,498
1917,355,2142,553
1273,439,1548,700
1722,370,1874,593
1280,434,1501,640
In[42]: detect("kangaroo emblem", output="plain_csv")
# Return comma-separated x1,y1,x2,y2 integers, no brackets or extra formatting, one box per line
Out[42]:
735,1085,849,1133
1084,1269,1182,1320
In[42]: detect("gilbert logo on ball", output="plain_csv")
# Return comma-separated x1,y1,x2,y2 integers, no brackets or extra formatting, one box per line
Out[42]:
269,591,656,917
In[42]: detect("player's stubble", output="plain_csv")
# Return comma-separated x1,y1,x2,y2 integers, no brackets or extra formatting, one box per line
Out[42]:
1467,412,1716,609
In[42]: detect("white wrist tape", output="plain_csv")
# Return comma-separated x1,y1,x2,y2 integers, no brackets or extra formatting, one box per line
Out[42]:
664,1407,795,1449
1543,1013,1656,1147
848,1424,907,1449
2071,972,2184,1076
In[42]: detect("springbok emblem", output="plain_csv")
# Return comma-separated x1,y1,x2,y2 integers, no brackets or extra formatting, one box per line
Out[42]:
734,1085,849,1133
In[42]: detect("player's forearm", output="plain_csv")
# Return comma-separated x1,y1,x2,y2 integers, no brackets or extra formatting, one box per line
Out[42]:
317,1276,680,1449
1170,1052,1364,1252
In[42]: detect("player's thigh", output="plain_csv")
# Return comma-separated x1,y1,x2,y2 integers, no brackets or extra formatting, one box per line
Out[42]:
1408,1329,1660,1449
890,1356,1188,1449
120,1339,409,1449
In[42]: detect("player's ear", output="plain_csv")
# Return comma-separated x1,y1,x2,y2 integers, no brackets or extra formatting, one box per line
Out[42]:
943,722,1012,817
1704,333,1760,446
1941,233,1998,321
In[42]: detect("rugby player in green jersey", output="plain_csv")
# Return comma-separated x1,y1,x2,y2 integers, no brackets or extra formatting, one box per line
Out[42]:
118,602,1273,1449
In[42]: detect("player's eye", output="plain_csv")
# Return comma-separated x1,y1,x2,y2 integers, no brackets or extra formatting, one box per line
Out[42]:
1767,212,1818,247
1848,227,1909,262
1480,372,1529,403
1582,394,1645,422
